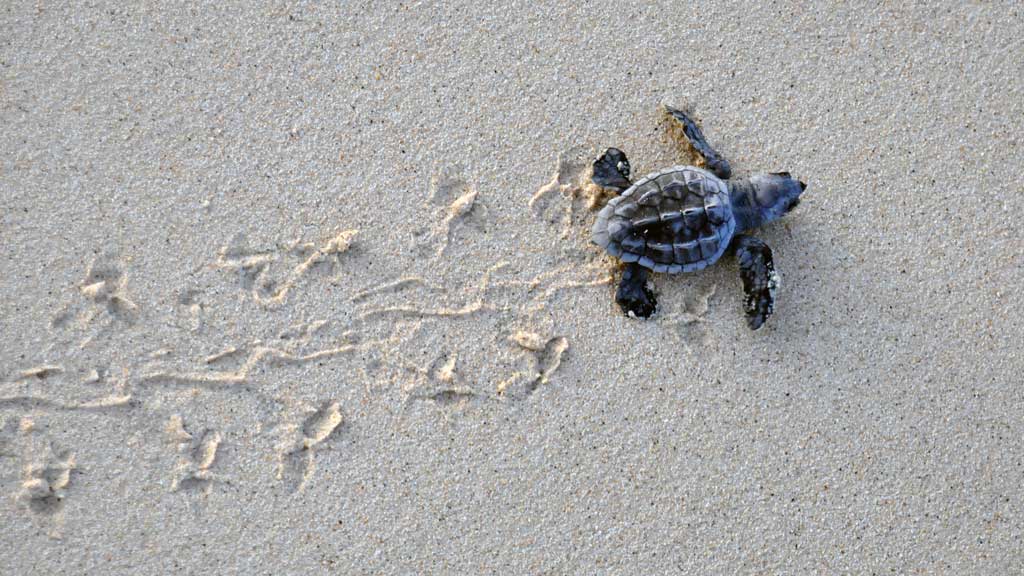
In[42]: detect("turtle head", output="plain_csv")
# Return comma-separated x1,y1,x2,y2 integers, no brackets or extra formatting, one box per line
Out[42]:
730,172,806,230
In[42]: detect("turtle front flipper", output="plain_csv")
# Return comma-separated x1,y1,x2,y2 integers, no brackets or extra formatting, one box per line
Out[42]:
592,147,632,192
732,235,778,330
663,104,732,180
616,262,657,318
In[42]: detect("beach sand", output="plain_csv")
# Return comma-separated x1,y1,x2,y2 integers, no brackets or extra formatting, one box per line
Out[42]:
2,2,1022,573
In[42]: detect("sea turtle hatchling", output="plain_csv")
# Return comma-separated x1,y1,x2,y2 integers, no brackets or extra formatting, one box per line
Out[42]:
591,105,806,329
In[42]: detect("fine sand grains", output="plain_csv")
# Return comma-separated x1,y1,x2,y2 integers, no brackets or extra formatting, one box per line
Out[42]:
2,2,1023,574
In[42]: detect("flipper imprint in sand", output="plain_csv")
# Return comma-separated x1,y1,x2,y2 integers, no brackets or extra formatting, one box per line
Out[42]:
214,228,357,307
411,165,486,257
1,416,76,538
166,415,224,496
274,400,344,493
49,252,140,349
529,149,617,241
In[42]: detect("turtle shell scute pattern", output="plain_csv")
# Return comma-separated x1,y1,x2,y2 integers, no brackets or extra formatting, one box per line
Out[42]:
591,166,735,274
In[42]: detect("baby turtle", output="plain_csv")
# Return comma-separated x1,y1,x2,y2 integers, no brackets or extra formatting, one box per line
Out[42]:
591,105,806,329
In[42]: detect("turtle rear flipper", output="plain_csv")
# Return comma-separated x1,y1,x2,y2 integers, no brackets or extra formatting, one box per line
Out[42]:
592,147,632,191
663,104,732,180
733,235,777,330
616,262,656,318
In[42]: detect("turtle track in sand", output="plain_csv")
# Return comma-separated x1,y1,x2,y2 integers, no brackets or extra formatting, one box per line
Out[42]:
1,164,597,510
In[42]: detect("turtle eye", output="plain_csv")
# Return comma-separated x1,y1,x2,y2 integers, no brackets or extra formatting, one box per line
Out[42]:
617,160,630,177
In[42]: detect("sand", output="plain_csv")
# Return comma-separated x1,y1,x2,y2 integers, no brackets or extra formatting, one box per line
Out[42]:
1,2,1022,573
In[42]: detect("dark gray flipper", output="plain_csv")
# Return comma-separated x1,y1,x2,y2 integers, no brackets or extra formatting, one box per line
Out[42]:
732,235,778,330
663,104,732,180
592,147,632,191
616,262,656,318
